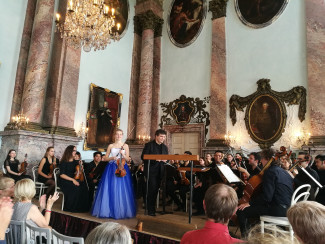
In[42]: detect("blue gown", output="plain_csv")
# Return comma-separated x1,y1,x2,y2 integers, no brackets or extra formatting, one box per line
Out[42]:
91,148,136,219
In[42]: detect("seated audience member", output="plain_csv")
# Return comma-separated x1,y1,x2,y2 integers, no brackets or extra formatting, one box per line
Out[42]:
11,178,59,228
287,201,325,244
0,177,15,198
313,155,325,205
38,147,58,198
0,197,14,243
181,184,244,244
85,222,132,244
246,225,299,244
4,149,32,182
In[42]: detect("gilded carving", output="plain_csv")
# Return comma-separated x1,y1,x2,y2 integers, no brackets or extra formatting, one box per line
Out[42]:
133,10,164,37
209,0,229,20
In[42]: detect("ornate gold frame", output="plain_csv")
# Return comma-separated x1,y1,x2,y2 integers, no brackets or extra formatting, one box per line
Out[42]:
229,79,306,149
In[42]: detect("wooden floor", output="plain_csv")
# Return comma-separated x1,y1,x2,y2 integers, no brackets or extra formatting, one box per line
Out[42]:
50,198,240,241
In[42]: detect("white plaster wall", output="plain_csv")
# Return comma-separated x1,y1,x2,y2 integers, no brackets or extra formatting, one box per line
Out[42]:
75,1,135,160
0,1,27,131
226,0,308,151
160,1,212,102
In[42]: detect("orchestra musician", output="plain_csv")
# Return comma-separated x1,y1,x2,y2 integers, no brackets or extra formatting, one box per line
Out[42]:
37,147,59,198
205,153,213,167
165,159,183,211
141,129,168,217
178,151,193,212
193,157,209,216
236,148,294,237
4,149,32,182
237,152,261,179
314,155,325,205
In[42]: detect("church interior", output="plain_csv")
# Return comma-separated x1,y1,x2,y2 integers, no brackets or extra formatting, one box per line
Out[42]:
0,0,325,243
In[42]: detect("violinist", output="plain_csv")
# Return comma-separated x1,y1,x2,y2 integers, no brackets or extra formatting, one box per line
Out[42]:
85,151,104,208
294,153,320,200
314,155,325,205
280,156,297,178
59,145,89,212
236,149,293,237
179,151,193,212
237,152,261,179
165,159,183,211
205,153,213,167
4,149,32,182
38,147,59,198
92,129,136,219
209,151,225,184
193,157,209,215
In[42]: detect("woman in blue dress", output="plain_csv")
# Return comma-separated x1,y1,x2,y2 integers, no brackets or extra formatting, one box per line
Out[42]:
92,129,136,219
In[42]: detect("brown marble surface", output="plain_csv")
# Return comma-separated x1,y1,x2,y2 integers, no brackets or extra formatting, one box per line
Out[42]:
128,34,142,140
21,0,55,124
209,18,227,140
136,29,154,137
11,0,37,118
306,0,325,136
135,0,163,17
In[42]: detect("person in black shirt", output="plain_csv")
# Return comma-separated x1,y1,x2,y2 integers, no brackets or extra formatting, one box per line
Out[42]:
314,155,325,205
237,149,293,237
141,129,168,216
238,152,261,179
165,160,182,211
4,149,32,182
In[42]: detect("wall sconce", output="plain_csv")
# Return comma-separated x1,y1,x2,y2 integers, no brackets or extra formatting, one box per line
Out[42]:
11,111,29,130
77,122,88,139
137,135,151,144
224,131,236,147
295,128,311,147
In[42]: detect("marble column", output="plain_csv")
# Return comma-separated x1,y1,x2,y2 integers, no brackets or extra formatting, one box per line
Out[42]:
136,28,155,137
10,0,37,118
306,0,325,144
21,0,55,128
43,0,81,136
207,0,228,146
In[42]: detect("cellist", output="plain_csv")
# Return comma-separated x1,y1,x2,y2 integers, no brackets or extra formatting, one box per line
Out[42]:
236,148,294,237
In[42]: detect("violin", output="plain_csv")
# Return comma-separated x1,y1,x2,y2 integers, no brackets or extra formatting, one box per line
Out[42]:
19,153,28,175
74,160,85,182
115,146,127,177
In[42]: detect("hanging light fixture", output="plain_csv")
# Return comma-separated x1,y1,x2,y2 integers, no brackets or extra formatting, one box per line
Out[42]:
55,0,121,52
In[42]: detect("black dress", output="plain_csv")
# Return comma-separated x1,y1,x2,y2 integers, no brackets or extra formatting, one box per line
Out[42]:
38,157,58,183
59,160,89,212
4,159,32,182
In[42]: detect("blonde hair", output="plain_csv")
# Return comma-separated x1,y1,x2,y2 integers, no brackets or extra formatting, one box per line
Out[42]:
247,225,299,244
0,176,14,190
14,178,36,201
287,201,325,244
85,222,131,244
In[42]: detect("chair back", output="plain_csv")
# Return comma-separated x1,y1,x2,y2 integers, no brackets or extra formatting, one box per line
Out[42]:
5,220,26,244
53,168,60,192
25,221,51,244
2,164,7,174
291,184,311,205
32,166,39,183
52,229,84,244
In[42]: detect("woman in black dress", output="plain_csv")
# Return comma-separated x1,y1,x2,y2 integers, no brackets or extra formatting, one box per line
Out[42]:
4,149,32,182
38,147,59,198
59,145,89,212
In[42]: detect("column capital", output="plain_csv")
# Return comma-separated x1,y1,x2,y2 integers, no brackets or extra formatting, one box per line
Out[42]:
209,0,229,20
134,10,164,37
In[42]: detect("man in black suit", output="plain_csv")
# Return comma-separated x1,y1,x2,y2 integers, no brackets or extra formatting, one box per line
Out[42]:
141,129,168,216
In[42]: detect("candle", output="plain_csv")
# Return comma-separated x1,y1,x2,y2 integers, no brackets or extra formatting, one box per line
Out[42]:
56,13,61,22
138,135,140,140
111,8,115,16
117,23,120,31
68,0,73,10
149,136,151,140
142,136,145,141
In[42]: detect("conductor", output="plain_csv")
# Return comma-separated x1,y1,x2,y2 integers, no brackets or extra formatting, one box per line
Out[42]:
141,129,168,216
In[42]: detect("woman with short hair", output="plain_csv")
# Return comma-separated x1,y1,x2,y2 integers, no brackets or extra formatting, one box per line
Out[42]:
11,178,59,228
0,177,15,198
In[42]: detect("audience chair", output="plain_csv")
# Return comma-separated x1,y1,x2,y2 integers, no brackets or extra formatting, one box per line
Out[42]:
32,166,48,200
2,164,7,175
260,184,312,240
52,229,84,244
25,221,51,244
53,168,65,210
5,220,26,244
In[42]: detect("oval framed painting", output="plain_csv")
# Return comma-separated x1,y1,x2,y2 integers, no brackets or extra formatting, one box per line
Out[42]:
245,94,286,147
115,0,130,38
167,0,207,48
235,0,289,28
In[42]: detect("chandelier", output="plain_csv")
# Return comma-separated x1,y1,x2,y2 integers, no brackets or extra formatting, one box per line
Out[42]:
11,111,29,130
55,0,121,52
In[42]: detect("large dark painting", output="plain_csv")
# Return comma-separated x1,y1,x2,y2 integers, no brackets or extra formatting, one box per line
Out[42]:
172,101,194,125
115,0,129,37
249,95,283,141
84,83,122,151
167,0,207,47
235,0,289,28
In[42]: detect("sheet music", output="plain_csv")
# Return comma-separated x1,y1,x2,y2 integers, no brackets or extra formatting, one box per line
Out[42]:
217,165,241,183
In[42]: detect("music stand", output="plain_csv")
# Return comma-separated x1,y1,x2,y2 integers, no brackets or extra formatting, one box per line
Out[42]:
143,154,199,224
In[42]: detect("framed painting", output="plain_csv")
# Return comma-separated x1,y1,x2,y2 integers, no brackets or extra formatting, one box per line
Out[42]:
167,0,207,48
172,101,194,125
115,0,130,38
235,0,289,28
84,83,122,151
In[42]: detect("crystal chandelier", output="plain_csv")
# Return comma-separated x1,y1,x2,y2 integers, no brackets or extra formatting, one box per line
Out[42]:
55,0,121,52
11,111,29,130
